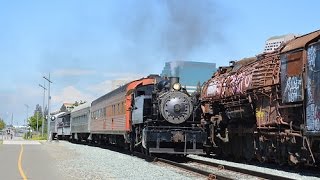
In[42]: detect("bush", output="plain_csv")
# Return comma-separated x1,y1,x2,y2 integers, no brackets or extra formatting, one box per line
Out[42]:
23,132,32,139
31,134,47,140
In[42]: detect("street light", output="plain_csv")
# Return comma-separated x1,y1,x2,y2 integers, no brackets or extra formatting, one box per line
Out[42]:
43,73,52,140
39,82,47,136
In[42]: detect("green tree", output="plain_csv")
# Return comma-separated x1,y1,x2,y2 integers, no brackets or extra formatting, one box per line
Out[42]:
0,119,6,130
28,106,43,130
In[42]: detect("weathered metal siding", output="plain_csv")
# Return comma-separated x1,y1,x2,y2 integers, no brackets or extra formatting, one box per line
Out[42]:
306,42,320,132
280,51,304,103
70,104,90,133
90,90,127,134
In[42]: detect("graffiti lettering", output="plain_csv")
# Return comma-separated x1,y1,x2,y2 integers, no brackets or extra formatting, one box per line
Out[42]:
308,46,316,70
306,104,320,131
284,76,302,102
207,81,220,96
244,73,252,88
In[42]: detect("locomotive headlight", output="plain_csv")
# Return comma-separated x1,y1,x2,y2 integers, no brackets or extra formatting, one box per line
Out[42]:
173,83,181,91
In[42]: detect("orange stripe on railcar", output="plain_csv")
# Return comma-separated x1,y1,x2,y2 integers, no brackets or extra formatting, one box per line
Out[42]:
125,77,156,131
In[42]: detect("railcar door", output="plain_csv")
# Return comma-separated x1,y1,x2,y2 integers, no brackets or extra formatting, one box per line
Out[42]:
280,51,304,103
306,42,320,133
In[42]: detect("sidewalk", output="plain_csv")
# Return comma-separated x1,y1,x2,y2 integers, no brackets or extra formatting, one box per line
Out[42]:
2,136,41,145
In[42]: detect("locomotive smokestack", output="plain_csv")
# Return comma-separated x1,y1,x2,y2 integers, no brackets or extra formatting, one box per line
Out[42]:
169,77,179,85
169,77,180,90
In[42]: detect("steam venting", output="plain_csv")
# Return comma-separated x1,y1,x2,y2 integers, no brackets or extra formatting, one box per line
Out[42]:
124,0,224,61
170,61,180,77
162,0,223,58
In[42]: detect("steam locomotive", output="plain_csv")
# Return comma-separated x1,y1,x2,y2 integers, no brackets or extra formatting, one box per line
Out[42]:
201,30,320,166
51,75,206,155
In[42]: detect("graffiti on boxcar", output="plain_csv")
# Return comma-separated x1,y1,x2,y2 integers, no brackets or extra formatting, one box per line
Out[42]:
307,78,313,104
308,46,316,71
244,73,252,88
306,44,320,131
306,104,320,131
283,76,302,103
229,72,252,94
207,81,221,96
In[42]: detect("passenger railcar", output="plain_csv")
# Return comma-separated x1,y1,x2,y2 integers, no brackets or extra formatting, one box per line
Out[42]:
56,112,71,140
201,30,320,166
70,102,91,142
49,112,65,140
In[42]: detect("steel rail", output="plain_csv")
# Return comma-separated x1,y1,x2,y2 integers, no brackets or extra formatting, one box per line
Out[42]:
188,158,295,180
156,157,235,180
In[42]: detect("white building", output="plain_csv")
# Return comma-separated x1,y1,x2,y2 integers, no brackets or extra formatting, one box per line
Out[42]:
264,34,296,53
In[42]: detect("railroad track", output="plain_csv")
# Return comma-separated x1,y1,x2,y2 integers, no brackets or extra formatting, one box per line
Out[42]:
184,157,295,180
133,151,295,179
156,157,234,180
69,142,299,179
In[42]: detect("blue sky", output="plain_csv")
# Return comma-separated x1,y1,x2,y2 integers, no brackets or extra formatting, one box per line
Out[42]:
0,0,319,125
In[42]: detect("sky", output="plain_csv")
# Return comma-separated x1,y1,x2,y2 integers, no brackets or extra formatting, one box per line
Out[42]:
0,0,319,125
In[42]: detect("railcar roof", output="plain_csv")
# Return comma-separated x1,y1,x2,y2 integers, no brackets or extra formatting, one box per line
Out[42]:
58,111,71,118
281,30,320,53
71,102,91,112
91,83,129,106
231,57,257,72
51,112,65,118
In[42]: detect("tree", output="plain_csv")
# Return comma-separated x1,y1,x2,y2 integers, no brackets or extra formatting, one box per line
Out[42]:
34,104,43,118
28,111,43,131
0,119,6,130
28,112,42,130
28,104,44,131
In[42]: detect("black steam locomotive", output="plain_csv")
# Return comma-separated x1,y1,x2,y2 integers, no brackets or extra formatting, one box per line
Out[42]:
131,76,206,155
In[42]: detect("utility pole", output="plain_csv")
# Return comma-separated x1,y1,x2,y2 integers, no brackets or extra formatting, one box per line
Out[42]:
11,113,13,126
36,111,39,133
39,82,47,136
43,73,52,140
24,104,29,128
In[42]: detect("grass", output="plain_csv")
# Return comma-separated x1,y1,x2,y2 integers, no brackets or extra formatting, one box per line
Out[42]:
0,140,2,144
30,134,47,140
24,132,47,140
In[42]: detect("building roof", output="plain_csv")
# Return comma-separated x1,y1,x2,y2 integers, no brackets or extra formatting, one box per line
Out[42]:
165,61,216,67
267,35,286,40
267,34,295,41
281,30,320,53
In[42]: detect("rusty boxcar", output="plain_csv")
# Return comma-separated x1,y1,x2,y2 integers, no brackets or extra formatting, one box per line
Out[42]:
201,30,320,166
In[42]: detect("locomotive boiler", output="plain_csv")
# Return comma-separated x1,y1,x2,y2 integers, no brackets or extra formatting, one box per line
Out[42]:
201,30,320,166
132,76,206,155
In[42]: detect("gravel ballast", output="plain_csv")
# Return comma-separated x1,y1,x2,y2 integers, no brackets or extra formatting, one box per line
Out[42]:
188,154,320,180
43,141,204,180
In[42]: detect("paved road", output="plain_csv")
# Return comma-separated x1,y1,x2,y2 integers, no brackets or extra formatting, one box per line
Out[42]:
0,137,64,180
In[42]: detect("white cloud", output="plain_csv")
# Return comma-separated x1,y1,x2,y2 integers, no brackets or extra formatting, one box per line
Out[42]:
51,86,95,106
53,68,96,77
88,73,145,95
88,80,113,95
103,72,145,79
